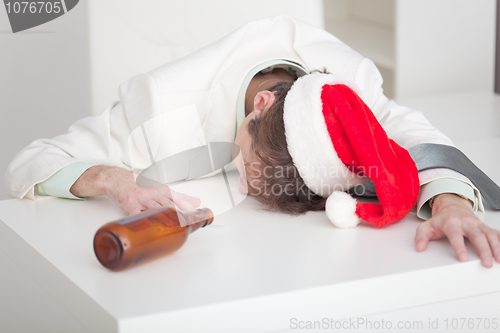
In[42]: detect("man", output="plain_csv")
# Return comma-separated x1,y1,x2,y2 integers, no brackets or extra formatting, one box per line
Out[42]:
5,15,499,267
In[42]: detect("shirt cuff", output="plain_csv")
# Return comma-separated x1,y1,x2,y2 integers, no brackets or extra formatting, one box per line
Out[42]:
416,177,478,220
34,162,94,200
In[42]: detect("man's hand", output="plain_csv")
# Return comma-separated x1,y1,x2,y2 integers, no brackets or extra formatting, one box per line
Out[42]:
70,166,201,215
415,193,500,268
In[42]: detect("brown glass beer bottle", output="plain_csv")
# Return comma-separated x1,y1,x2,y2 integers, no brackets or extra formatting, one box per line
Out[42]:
94,207,214,271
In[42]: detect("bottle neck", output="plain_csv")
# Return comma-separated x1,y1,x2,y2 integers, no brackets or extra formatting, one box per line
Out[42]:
180,208,214,234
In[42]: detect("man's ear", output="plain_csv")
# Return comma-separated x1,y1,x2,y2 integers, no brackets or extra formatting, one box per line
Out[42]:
253,91,276,115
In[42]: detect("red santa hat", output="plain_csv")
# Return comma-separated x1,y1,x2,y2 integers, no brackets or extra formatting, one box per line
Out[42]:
283,73,420,228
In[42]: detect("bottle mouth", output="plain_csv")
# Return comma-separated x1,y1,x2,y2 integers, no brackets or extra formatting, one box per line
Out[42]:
205,209,214,226
94,230,123,269
197,208,214,228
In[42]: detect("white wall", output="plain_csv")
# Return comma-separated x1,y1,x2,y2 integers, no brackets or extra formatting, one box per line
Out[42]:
88,0,325,115
324,0,495,99
0,2,90,200
396,0,495,98
0,0,323,199
1,0,495,200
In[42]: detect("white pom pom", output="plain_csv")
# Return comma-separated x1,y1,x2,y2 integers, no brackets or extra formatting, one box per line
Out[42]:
325,191,360,228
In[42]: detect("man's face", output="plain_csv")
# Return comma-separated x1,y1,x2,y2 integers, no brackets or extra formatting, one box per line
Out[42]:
235,70,293,195
234,109,260,195
234,89,278,195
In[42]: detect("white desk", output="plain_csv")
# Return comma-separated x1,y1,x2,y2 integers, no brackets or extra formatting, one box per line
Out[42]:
1,92,500,333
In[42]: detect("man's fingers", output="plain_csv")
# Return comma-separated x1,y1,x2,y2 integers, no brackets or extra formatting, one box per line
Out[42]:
485,231,500,264
476,225,500,264
126,204,142,216
415,223,432,252
415,238,429,252
116,182,201,214
145,200,161,210
169,189,201,211
496,230,500,262
135,175,165,191
157,186,201,210
160,185,174,200
147,186,197,211
133,197,160,213
463,226,493,268
187,195,201,208
444,230,469,262
151,192,175,209
174,197,196,211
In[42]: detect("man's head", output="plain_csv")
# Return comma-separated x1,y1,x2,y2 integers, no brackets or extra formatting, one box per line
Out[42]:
234,76,327,214
236,71,420,228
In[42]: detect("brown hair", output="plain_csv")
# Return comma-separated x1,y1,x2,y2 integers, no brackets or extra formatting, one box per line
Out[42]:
246,80,328,215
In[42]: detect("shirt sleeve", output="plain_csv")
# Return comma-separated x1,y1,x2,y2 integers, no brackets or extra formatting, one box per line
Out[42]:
416,170,484,220
34,162,94,200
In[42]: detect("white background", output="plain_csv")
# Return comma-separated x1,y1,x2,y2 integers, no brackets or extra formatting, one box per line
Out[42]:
0,0,496,200
0,0,324,200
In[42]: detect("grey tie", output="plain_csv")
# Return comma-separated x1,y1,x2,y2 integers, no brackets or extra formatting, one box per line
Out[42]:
350,143,500,210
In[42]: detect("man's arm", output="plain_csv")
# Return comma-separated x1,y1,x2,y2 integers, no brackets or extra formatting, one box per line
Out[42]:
291,20,495,266
5,102,123,200
70,165,201,215
415,170,481,219
6,72,205,208
34,162,93,200
415,193,500,268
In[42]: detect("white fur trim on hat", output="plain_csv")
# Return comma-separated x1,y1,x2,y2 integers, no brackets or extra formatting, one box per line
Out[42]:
283,73,367,197
325,191,360,228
